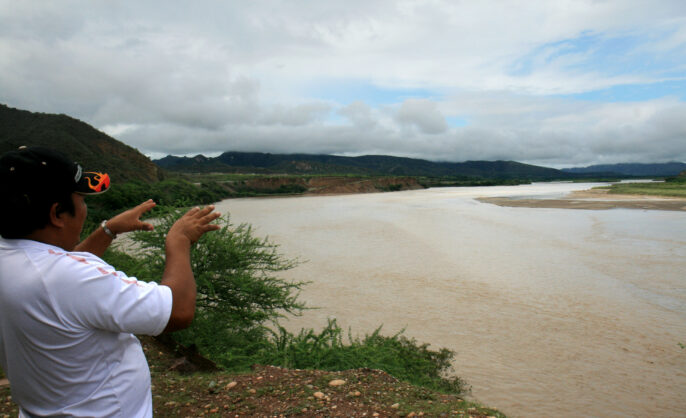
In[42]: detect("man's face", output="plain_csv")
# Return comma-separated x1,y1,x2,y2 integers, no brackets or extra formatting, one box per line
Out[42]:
63,193,87,251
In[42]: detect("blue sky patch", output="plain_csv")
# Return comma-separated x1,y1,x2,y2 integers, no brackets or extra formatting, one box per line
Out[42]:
559,79,686,102
306,80,441,106
510,30,686,80
446,116,469,127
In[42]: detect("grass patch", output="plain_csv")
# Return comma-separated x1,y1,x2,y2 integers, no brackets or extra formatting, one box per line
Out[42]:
260,320,466,394
604,182,686,198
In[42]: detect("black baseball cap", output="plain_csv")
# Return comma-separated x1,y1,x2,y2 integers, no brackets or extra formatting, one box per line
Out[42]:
0,146,110,195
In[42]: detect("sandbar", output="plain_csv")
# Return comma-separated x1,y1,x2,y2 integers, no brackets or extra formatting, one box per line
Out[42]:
477,187,686,211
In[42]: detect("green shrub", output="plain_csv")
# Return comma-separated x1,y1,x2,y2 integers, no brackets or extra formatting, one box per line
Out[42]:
105,211,306,363
260,319,466,393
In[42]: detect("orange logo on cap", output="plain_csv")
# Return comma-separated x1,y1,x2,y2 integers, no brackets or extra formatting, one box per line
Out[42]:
86,172,110,192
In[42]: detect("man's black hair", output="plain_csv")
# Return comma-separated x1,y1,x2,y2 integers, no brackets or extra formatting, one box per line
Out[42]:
0,147,91,239
0,185,76,239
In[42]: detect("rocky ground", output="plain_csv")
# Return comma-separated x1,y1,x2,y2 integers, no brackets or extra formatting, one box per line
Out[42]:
1,336,505,417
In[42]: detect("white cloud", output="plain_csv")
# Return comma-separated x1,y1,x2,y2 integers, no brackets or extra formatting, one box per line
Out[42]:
395,99,447,134
1,0,685,166
338,101,377,129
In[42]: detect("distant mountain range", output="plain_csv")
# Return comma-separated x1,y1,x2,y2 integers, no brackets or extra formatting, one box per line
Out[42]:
155,152,578,180
157,152,685,180
561,162,686,177
0,104,163,183
2,103,683,182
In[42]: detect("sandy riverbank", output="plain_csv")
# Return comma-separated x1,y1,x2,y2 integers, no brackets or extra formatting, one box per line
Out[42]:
478,187,686,211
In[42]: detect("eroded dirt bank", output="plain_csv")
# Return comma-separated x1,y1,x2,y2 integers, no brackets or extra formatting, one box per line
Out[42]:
238,176,424,195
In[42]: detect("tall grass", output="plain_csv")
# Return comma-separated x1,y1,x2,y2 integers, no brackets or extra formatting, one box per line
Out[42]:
259,319,466,393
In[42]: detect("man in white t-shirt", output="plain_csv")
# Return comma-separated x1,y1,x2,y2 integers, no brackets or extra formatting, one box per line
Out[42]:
0,147,220,417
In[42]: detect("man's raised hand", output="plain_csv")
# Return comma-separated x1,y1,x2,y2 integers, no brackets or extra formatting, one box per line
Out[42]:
107,199,157,235
167,205,221,245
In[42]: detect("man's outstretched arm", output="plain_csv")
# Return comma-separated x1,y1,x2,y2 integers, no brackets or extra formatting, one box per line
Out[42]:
161,205,221,332
75,199,157,257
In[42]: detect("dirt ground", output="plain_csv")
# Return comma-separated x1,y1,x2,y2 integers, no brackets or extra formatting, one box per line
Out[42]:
0,337,505,417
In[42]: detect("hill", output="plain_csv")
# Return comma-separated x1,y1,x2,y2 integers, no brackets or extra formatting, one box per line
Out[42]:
561,162,686,177
0,104,163,183
156,151,573,180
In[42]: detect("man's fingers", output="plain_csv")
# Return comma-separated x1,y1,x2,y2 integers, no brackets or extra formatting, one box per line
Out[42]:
185,206,202,217
186,205,220,224
200,211,221,224
135,199,156,214
139,222,154,231
193,205,215,217
168,205,221,244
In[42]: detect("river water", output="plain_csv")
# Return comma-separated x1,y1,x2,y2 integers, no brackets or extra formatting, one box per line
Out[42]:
214,183,686,417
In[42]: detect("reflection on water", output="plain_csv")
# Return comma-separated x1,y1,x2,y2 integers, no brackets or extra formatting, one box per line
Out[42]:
215,183,686,417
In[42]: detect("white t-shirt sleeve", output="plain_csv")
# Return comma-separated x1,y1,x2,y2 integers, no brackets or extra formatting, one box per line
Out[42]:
46,251,173,336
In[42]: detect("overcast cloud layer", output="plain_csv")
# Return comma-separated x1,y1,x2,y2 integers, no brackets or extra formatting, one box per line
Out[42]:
1,0,685,167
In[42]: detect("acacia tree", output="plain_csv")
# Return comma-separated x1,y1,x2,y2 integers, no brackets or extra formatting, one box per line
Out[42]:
108,210,306,368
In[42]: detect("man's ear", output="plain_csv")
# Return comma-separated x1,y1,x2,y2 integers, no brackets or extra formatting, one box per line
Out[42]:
49,202,66,228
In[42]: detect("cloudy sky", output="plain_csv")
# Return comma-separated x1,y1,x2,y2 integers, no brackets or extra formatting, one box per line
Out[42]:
1,0,685,167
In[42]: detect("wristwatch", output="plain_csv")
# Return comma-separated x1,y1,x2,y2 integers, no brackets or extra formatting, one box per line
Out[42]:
101,220,117,239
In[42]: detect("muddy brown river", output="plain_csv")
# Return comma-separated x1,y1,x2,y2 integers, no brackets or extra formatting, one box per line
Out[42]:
215,183,686,417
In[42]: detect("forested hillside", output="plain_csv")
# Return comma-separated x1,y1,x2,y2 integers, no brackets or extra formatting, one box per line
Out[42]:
0,104,163,183
562,162,686,177
156,151,574,180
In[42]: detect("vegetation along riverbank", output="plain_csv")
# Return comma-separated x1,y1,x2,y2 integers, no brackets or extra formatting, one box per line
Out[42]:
479,172,686,211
